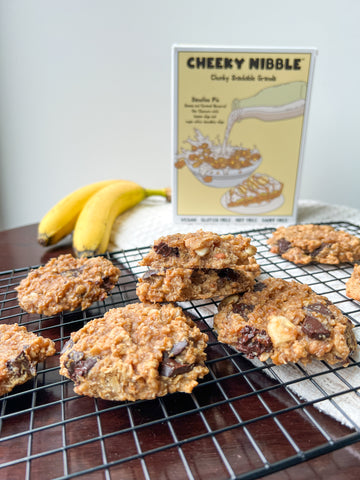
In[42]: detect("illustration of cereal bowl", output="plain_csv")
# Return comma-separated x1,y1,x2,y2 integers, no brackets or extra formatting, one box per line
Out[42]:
185,154,261,188
175,131,262,188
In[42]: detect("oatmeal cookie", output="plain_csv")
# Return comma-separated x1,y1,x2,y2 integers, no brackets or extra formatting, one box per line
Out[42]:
140,230,257,269
214,278,357,365
16,254,120,316
0,323,56,396
60,303,209,401
346,264,360,301
136,263,259,303
267,224,360,265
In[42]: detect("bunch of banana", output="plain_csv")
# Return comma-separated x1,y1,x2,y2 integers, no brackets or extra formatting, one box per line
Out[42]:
38,180,170,257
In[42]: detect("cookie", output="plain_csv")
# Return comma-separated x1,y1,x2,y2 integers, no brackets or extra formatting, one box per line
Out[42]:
16,254,120,316
224,173,283,207
0,323,56,396
346,264,360,301
267,224,360,265
60,303,209,401
214,278,357,365
140,230,257,270
136,264,259,303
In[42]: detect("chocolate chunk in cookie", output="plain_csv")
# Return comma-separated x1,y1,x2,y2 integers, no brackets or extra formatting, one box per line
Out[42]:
268,224,360,265
154,242,180,258
301,315,330,340
214,277,357,365
0,324,56,396
277,238,292,254
60,303,209,401
16,254,120,316
237,325,273,359
232,303,255,319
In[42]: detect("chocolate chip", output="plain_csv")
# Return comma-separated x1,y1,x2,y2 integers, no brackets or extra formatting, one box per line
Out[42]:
169,340,188,357
64,351,83,377
253,281,266,292
232,303,255,320
302,315,330,340
304,302,335,318
64,350,97,381
159,358,193,377
6,351,34,377
218,268,240,281
237,325,272,359
190,270,206,285
101,275,116,293
310,243,329,257
154,242,179,257
277,238,291,254
72,357,97,379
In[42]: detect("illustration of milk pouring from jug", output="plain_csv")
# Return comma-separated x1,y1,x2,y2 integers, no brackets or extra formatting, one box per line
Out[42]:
223,81,307,150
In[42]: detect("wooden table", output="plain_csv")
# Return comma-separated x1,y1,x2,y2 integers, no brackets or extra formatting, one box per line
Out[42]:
0,223,359,479
0,223,74,270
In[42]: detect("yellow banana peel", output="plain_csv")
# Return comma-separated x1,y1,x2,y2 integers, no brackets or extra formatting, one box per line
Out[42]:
73,180,170,257
37,179,119,246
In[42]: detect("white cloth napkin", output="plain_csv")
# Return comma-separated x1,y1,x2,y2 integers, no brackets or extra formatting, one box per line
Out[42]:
110,199,360,429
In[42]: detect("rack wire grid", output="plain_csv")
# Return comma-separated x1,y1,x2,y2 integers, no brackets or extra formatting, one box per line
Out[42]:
1,221,360,480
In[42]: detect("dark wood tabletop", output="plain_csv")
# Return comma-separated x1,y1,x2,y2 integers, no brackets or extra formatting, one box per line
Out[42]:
0,223,359,480
0,223,74,271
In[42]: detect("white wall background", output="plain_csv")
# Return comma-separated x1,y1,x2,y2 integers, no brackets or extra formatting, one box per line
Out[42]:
0,0,359,230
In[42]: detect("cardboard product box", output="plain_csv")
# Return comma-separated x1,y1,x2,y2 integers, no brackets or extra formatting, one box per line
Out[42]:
172,46,317,226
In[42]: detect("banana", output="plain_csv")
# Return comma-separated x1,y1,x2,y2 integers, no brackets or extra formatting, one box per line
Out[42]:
73,180,170,257
37,180,120,246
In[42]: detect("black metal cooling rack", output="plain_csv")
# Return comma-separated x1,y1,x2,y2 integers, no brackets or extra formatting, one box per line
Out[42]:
1,221,360,480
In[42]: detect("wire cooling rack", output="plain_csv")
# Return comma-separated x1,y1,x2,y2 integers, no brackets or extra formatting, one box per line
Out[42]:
1,221,360,480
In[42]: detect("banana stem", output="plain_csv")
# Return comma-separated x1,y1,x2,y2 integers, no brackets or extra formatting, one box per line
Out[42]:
145,187,171,202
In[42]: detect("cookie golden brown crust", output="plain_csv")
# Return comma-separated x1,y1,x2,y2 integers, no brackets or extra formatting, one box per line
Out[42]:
214,278,357,366
60,303,209,401
140,230,257,270
0,324,56,396
16,254,120,316
267,224,360,265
